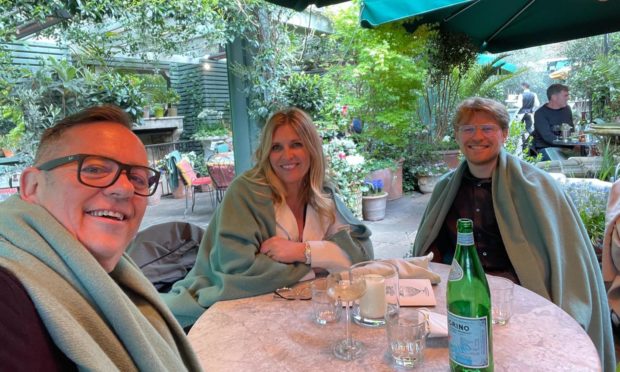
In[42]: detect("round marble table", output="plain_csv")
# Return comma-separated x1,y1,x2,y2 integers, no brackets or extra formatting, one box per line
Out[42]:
188,263,601,371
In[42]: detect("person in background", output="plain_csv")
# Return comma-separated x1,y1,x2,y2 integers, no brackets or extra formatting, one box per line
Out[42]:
532,83,573,160
516,82,540,134
412,97,615,371
162,107,373,329
0,105,201,371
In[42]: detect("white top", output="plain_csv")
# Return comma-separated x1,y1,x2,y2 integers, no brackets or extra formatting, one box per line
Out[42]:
274,201,352,281
517,89,541,112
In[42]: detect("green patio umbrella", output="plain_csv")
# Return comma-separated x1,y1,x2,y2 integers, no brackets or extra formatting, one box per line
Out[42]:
476,54,517,73
359,0,620,52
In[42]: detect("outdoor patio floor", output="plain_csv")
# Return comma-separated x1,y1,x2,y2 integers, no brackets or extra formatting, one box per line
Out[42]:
140,190,432,260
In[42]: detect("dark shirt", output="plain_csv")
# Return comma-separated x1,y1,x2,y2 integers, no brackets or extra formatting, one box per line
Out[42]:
533,104,573,149
0,267,77,371
428,167,518,282
518,91,535,114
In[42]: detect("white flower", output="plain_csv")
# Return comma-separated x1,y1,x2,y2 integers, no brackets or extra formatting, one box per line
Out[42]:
346,155,365,166
442,135,451,142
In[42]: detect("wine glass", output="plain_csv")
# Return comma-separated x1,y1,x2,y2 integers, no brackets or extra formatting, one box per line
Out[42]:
326,269,367,360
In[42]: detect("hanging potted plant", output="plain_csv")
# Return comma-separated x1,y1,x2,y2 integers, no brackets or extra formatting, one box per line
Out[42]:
361,179,388,221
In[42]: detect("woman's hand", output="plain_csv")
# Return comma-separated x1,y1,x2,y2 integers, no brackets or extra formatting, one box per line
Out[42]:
260,237,305,264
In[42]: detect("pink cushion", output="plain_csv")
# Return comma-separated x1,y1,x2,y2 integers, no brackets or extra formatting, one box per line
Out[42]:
193,176,212,186
176,159,196,185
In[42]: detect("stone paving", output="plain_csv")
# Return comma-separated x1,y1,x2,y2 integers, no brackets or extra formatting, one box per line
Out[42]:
140,190,432,259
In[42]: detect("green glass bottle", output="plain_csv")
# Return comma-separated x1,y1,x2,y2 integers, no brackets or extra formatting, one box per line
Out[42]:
447,218,493,372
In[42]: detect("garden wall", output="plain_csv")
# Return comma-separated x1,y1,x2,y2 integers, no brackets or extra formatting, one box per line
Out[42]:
4,41,231,157
170,59,230,155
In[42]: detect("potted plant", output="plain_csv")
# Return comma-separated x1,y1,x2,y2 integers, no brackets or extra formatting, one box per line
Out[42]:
365,158,400,200
434,135,462,169
361,179,388,221
412,162,450,194
153,104,165,118
165,88,181,116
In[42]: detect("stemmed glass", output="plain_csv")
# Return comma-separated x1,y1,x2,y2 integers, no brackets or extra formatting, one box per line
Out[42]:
326,269,367,360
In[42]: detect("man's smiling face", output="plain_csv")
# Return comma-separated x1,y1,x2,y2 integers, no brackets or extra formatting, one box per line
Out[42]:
455,111,508,171
25,122,148,271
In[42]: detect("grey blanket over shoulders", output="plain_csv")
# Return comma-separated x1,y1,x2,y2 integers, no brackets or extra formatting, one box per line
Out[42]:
413,150,615,371
162,172,373,328
0,196,202,371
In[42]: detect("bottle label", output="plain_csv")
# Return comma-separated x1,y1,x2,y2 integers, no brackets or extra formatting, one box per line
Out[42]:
457,232,474,245
448,311,490,368
448,259,463,281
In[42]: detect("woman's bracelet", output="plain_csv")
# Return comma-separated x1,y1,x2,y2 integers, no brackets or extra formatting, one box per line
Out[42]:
304,241,311,265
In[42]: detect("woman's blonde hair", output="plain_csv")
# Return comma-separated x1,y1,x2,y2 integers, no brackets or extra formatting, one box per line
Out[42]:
248,107,334,224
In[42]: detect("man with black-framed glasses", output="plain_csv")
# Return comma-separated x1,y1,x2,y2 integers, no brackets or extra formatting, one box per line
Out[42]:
412,97,615,371
0,105,201,371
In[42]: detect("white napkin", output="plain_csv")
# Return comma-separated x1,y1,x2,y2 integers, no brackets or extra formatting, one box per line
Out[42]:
383,252,442,284
341,253,441,284
419,309,448,338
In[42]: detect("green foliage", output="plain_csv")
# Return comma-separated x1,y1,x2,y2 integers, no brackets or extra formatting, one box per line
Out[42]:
140,74,168,103
283,72,324,117
364,158,397,173
420,31,478,142
313,101,349,139
427,31,478,79
192,108,230,140
504,120,541,164
139,74,179,107
566,34,620,121
323,3,430,161
0,120,25,151
569,56,620,121
595,139,619,182
459,54,524,99
406,140,448,177
563,181,608,248
1,1,231,60
4,57,150,157
228,4,298,122
0,46,27,152
91,73,147,119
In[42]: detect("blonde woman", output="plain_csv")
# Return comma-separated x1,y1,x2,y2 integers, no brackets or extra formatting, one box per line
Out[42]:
163,107,373,328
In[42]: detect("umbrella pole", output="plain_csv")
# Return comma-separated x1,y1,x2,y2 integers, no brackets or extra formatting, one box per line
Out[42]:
487,0,536,44
444,0,481,22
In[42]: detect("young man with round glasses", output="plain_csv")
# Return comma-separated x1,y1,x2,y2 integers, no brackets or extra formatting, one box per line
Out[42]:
412,97,615,371
0,105,201,370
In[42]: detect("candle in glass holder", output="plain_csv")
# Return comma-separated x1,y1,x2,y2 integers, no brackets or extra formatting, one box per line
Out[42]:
359,274,386,318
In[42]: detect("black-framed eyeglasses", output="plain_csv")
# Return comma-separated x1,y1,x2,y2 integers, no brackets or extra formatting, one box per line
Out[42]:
273,286,312,300
37,154,161,197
